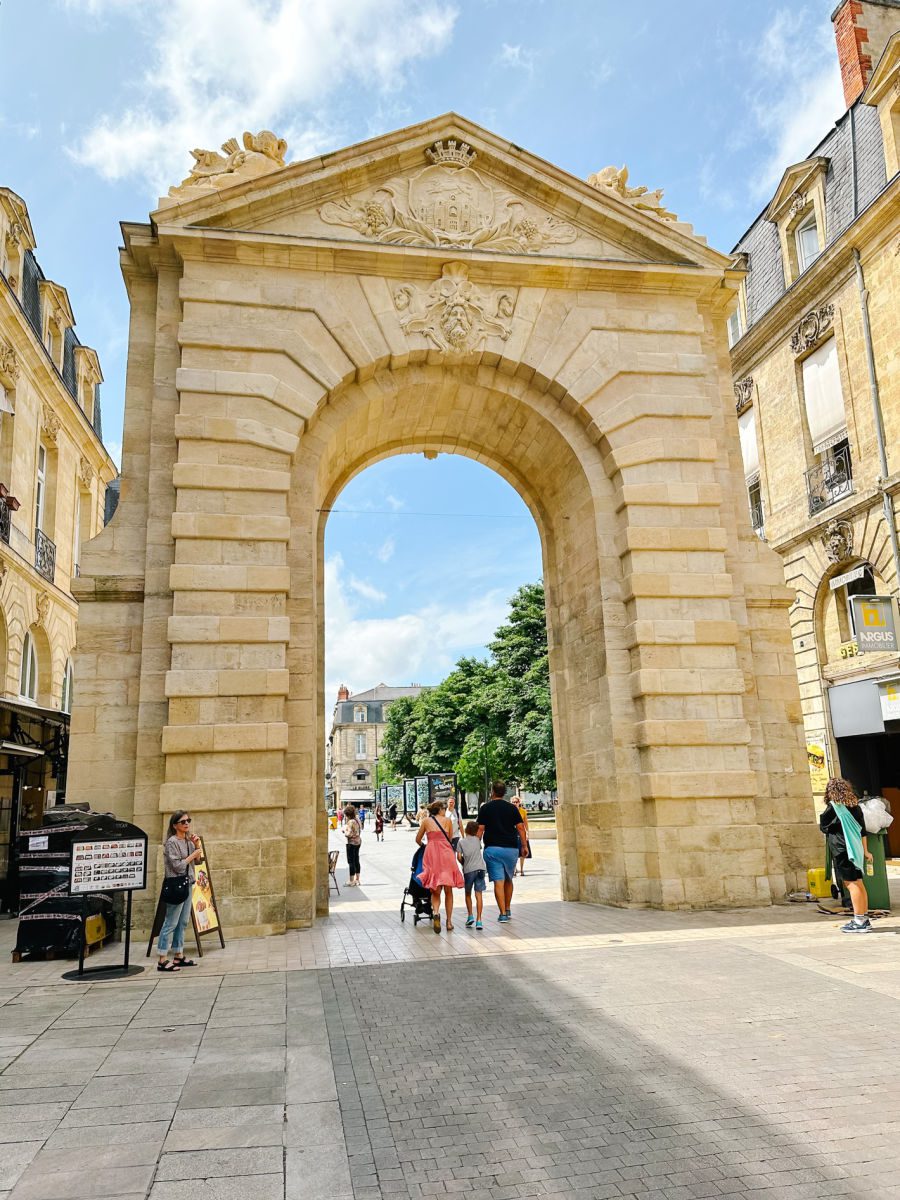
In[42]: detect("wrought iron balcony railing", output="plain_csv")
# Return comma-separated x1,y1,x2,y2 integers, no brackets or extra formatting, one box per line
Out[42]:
749,501,765,540
0,502,9,545
806,444,853,516
34,528,56,583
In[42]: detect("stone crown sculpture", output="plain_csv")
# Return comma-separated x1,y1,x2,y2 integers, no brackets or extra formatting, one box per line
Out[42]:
165,130,288,203
587,164,678,222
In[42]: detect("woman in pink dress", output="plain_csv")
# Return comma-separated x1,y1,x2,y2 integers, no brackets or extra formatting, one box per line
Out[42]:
415,799,464,933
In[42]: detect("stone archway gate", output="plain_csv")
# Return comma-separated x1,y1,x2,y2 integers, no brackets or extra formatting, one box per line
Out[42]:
68,115,818,937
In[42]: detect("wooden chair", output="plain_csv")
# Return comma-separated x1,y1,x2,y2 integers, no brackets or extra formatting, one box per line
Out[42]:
328,849,340,894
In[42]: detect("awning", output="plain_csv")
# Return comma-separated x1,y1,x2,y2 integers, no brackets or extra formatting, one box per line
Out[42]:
802,337,847,454
340,788,375,802
737,407,759,482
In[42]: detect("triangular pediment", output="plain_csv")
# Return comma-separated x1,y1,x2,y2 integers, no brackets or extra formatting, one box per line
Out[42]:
153,115,728,272
765,157,829,224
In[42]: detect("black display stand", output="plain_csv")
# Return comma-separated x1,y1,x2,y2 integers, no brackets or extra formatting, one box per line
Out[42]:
61,889,144,981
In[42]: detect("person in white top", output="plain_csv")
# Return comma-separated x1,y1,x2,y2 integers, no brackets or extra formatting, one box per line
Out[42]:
445,796,462,848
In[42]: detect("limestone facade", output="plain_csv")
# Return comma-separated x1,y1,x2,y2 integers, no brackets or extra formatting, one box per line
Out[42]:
326,683,425,809
0,189,117,898
67,115,820,937
729,3,900,812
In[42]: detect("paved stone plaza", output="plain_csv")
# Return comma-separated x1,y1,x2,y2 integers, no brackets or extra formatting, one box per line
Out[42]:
4,830,900,1199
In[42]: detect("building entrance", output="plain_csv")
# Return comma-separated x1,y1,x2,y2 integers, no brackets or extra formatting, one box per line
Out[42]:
66,115,818,937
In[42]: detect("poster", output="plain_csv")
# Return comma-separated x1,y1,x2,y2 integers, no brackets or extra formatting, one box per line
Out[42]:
429,773,457,807
806,741,829,794
70,837,147,894
190,839,221,934
386,784,404,807
415,776,430,810
403,779,417,814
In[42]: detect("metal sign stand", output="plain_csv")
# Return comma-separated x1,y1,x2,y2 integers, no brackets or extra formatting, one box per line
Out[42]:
62,888,144,982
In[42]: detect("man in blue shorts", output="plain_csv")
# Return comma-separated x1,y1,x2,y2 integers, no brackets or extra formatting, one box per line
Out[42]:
476,780,528,923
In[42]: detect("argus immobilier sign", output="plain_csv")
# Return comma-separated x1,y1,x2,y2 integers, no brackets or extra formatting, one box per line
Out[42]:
850,595,898,653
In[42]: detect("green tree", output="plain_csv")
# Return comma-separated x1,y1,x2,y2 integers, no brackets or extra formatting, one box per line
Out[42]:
489,582,556,792
380,695,421,779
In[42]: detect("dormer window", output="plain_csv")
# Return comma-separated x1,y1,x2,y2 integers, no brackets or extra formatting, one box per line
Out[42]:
795,215,820,274
354,706,367,723
765,157,828,286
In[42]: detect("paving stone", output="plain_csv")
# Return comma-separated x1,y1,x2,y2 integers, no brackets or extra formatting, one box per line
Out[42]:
148,1177,284,1200
155,1147,277,1180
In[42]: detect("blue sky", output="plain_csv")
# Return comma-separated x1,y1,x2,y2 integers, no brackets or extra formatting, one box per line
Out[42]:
2,0,844,696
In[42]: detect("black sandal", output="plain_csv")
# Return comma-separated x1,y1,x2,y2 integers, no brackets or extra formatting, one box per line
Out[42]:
157,961,180,972
173,956,197,967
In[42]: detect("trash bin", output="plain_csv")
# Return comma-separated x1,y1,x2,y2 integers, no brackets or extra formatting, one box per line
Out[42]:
826,830,890,911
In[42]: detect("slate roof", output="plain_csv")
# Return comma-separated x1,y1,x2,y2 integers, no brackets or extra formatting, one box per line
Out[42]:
732,98,890,331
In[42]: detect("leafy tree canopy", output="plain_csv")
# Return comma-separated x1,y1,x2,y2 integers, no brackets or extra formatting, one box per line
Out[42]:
380,582,556,796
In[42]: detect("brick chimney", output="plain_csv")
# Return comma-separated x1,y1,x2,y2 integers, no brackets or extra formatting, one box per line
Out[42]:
337,684,349,701
832,0,900,106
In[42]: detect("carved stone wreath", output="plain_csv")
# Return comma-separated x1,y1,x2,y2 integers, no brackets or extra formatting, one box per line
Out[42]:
393,262,515,354
790,304,834,355
822,518,853,564
320,140,577,255
734,377,754,414
788,191,808,218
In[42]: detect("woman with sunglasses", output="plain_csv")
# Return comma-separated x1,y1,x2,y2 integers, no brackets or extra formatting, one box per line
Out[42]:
157,810,203,972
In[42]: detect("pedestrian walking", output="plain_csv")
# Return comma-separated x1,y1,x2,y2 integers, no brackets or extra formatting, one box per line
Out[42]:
343,804,362,886
388,801,398,830
511,792,531,876
445,795,462,849
457,821,487,929
476,780,528,923
359,805,366,830
157,810,203,972
819,777,873,932
375,805,384,842
416,799,464,933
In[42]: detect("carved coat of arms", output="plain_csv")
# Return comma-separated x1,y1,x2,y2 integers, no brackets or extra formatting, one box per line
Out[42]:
320,140,577,254
393,263,515,354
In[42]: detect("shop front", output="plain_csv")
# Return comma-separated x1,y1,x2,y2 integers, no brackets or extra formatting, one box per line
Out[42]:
829,674,900,857
0,698,69,912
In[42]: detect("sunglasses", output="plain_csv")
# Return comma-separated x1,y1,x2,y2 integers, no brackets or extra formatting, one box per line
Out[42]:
177,818,192,825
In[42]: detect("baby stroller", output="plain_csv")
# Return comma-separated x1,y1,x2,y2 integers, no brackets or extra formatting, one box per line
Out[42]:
400,844,433,924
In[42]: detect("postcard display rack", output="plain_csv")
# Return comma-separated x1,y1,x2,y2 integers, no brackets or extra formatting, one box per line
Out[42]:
63,815,148,981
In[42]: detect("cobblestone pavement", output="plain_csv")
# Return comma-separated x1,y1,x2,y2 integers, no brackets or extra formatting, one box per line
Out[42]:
3,828,900,1197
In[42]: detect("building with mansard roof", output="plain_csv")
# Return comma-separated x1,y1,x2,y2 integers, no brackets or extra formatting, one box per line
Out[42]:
0,188,117,908
326,682,426,808
728,0,900,836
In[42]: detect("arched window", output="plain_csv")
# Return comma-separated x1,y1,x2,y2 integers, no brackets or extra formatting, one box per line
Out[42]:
61,658,74,714
19,632,38,701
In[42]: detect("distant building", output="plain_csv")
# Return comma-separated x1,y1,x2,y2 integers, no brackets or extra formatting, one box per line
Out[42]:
0,188,117,906
729,1,900,818
326,683,425,808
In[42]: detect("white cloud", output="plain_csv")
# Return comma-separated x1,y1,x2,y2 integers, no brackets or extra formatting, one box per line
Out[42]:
349,576,387,604
324,553,507,700
497,43,536,74
748,8,845,198
104,439,122,469
385,494,405,512
375,537,396,563
66,0,458,194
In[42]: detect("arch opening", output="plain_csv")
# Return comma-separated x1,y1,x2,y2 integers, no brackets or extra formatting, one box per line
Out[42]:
285,361,638,926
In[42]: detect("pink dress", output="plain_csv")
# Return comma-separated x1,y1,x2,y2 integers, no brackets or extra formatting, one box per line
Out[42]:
418,819,464,890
